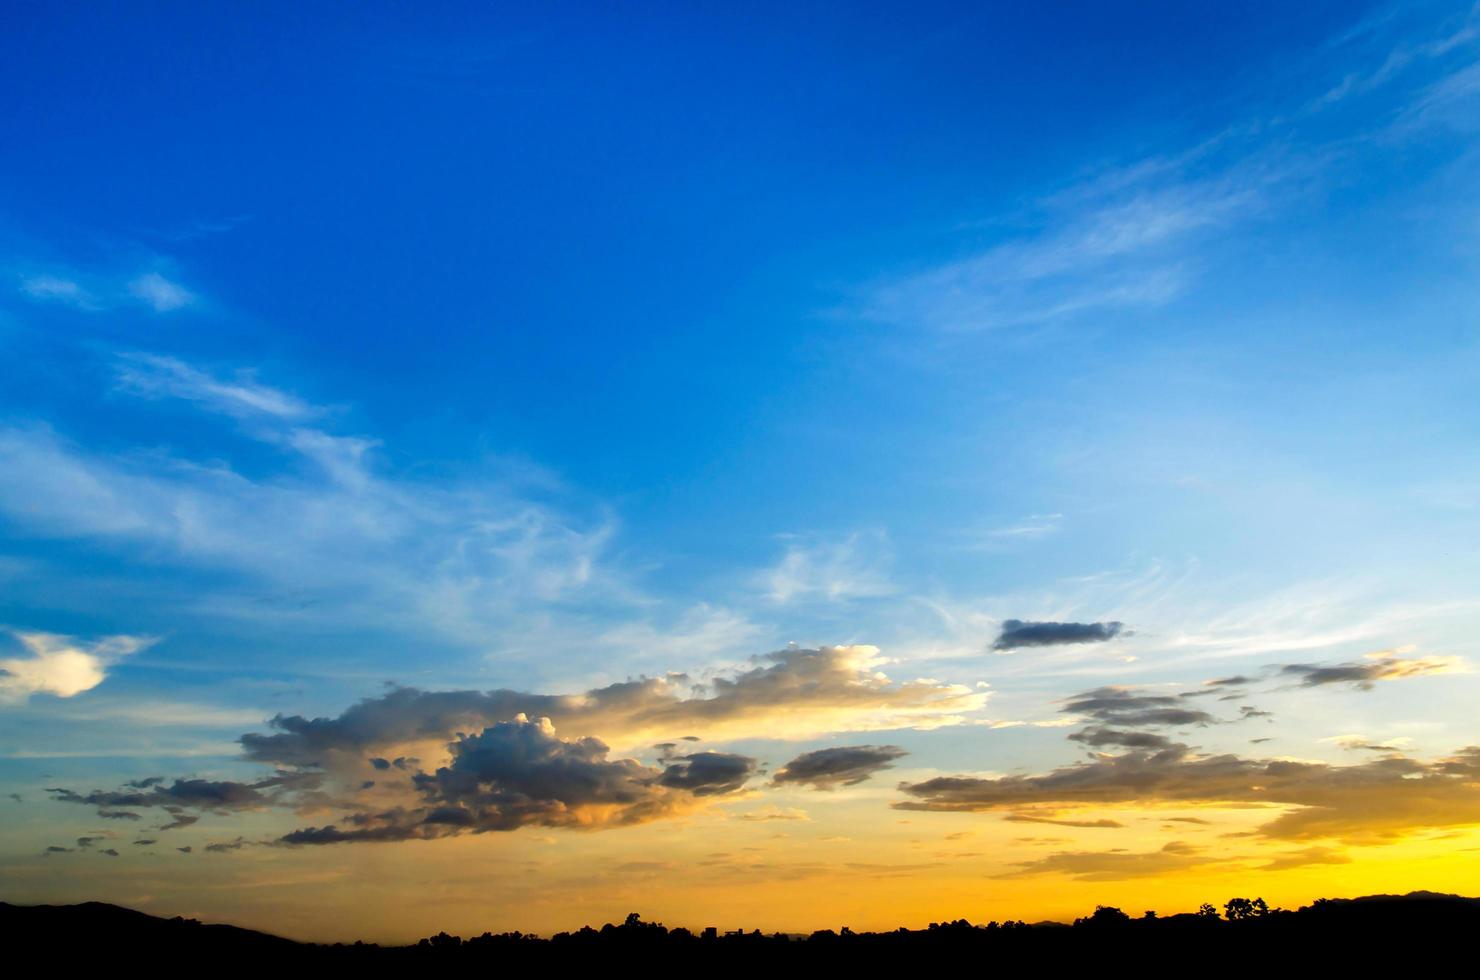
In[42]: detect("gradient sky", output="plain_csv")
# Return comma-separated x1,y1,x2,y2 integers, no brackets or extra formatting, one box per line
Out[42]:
3,1,1480,942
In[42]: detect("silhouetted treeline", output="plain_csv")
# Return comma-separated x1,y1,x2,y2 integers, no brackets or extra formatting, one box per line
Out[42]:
5,892,1478,967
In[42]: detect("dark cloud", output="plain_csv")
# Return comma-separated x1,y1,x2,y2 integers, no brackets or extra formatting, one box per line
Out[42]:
177,846,192,854
99,848,119,857
1067,727,1178,750
898,745,1480,843
1062,687,1215,728
773,745,909,790
48,772,321,821
44,846,73,854
1003,814,1124,829
1279,655,1459,690
158,808,200,831
132,839,157,846
1239,706,1273,720
280,715,750,846
204,838,249,853
994,620,1124,651
1342,741,1404,753
657,752,757,796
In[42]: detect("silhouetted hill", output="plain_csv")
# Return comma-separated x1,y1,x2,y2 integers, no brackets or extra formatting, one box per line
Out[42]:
6,892,1478,966
0,900,300,953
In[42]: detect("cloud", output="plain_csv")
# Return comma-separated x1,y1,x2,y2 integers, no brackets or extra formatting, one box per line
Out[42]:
734,805,810,822
158,808,200,831
1002,813,1124,829
1279,653,1465,690
1000,841,1214,881
45,645,984,847
772,745,909,790
994,620,1124,651
240,646,987,766
127,272,194,312
762,532,893,604
0,355,615,642
114,353,314,421
1067,727,1178,750
18,274,97,309
1061,687,1215,728
48,772,320,816
204,838,249,853
280,715,750,845
1258,846,1351,872
657,752,758,797
985,514,1063,540
859,164,1268,333
897,745,1480,843
0,631,152,704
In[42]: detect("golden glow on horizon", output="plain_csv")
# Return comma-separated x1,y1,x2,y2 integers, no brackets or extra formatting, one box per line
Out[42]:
10,795,1480,944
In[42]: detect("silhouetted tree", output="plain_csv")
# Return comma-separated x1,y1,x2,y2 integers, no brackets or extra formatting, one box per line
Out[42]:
1224,897,1270,921
1077,905,1131,927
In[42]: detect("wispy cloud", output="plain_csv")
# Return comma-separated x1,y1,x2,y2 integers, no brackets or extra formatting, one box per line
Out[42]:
0,354,616,643
18,274,99,310
860,170,1263,332
126,272,194,312
856,4,1480,335
114,353,315,421
12,264,199,314
762,531,894,604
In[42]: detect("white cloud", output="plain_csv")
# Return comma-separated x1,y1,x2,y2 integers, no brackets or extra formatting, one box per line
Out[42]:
0,631,152,704
861,173,1261,333
763,531,894,604
115,353,314,420
127,272,194,312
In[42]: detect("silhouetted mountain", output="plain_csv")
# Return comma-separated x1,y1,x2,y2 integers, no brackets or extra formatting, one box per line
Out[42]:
6,892,1478,966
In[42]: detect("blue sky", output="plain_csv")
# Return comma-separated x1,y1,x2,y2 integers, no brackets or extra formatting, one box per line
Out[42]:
3,2,1480,936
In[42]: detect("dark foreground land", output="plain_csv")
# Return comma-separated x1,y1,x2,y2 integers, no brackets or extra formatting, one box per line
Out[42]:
4,891,1476,968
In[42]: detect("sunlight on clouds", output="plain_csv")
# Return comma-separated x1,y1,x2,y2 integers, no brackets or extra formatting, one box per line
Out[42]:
0,631,152,703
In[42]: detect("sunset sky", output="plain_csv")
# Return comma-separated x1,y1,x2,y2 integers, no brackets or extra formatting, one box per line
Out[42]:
3,1,1480,943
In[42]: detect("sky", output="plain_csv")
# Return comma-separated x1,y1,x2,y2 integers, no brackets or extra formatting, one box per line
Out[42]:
2,0,1480,942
